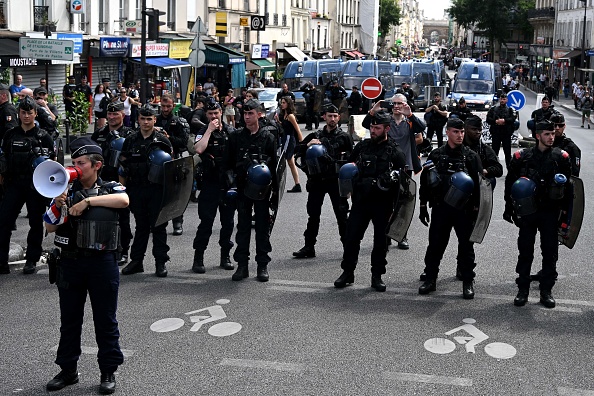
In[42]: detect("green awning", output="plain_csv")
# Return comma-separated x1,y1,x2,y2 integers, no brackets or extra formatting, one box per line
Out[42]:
203,45,229,68
252,59,276,72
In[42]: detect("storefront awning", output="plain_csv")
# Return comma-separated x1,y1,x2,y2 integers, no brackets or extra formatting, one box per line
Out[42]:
252,59,276,72
0,39,20,56
280,46,308,61
132,57,191,69
208,44,245,64
557,49,582,59
246,61,259,71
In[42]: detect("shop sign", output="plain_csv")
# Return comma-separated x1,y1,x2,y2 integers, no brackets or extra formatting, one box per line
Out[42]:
252,44,269,59
131,43,169,57
169,40,192,58
57,33,83,53
0,57,38,67
100,37,130,57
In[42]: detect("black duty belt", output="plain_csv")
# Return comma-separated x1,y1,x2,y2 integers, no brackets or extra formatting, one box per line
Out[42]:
60,249,115,259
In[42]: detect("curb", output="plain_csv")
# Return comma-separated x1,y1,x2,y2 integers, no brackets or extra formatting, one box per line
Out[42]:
8,256,48,273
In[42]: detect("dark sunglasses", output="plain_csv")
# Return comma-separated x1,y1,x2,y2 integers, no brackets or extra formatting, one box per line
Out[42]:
554,123,565,127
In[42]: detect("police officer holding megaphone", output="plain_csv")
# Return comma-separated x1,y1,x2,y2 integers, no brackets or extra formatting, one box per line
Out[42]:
42,137,129,394
0,96,55,275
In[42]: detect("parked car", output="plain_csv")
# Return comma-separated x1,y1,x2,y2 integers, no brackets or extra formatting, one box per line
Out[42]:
254,88,282,120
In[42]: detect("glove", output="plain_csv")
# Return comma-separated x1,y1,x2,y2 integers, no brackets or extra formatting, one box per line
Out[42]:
419,205,430,227
503,202,517,225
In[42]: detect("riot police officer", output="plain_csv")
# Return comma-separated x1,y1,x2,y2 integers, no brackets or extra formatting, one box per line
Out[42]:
528,96,558,138
119,105,173,277
0,97,55,274
191,99,236,273
486,95,516,166
449,97,472,121
504,120,572,308
44,138,128,394
156,94,190,236
333,111,406,291
325,79,348,113
464,115,504,182
418,118,483,299
0,83,18,141
300,81,319,130
551,113,581,177
225,99,277,282
91,101,135,265
292,103,353,259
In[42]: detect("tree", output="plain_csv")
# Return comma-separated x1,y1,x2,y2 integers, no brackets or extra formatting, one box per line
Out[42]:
379,0,401,39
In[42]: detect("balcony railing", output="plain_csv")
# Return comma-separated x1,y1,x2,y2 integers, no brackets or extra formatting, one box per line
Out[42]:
33,5,54,32
527,8,555,20
167,21,175,30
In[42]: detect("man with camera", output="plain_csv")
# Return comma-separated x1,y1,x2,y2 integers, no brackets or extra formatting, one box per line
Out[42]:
424,92,448,150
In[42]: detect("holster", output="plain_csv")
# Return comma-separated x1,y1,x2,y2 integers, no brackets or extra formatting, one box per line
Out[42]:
48,248,60,285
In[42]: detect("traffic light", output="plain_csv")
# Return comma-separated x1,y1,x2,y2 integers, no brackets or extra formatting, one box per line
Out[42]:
146,8,166,40
519,45,523,50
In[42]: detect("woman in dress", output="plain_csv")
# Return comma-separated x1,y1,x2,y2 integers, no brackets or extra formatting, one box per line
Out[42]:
223,89,236,127
92,84,106,129
117,89,139,127
277,97,303,193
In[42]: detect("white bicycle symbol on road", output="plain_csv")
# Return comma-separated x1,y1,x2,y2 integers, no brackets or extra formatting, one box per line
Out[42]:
424,318,517,359
149,299,242,337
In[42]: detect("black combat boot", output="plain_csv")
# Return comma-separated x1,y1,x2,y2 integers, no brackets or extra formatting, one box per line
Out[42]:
121,260,144,275
155,262,168,278
334,271,354,288
192,251,205,273
462,280,475,299
292,245,316,258
540,290,556,308
46,368,79,391
418,279,437,295
23,260,36,275
99,372,116,394
371,275,386,292
232,264,249,281
220,250,234,270
256,264,269,282
172,222,183,236
514,289,529,306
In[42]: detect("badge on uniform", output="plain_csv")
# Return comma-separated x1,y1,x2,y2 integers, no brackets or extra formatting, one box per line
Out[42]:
195,135,203,143
113,185,126,191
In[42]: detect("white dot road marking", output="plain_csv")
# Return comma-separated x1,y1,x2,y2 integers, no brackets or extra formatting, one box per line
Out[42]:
150,318,185,332
219,358,305,373
424,338,456,354
484,342,517,359
50,345,135,357
558,386,594,395
382,371,472,387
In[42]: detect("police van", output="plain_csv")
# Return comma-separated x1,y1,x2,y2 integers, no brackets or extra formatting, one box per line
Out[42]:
448,61,503,112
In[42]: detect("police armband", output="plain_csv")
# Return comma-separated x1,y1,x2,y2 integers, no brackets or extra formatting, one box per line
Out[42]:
43,202,68,225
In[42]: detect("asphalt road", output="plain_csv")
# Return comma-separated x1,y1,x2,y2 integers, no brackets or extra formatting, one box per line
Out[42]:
2,90,594,395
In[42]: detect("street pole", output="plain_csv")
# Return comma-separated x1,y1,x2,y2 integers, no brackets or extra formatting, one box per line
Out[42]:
140,0,148,104
580,0,587,83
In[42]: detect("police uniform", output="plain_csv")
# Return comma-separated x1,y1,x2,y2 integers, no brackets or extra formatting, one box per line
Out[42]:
551,113,581,177
529,99,557,138
292,105,354,259
300,82,319,130
45,138,125,394
418,118,483,298
191,109,236,273
33,87,59,139
334,111,406,291
0,85,18,141
157,108,190,235
449,100,472,121
486,99,516,166
464,115,504,182
504,120,572,308
62,76,77,116
91,102,135,265
0,97,55,274
120,107,173,277
225,99,277,282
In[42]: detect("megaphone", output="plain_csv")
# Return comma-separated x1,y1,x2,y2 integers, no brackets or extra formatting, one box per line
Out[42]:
32,160,81,198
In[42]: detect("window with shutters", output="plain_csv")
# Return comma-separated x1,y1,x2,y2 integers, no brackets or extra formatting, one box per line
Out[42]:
273,13,278,25
282,14,287,26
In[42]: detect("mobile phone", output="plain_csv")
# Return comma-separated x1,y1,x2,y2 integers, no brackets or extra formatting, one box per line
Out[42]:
381,100,393,110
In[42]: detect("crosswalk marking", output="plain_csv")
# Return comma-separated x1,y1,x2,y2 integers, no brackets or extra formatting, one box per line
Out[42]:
50,345,135,357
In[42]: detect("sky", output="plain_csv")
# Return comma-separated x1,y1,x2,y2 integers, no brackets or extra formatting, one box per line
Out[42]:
418,0,451,20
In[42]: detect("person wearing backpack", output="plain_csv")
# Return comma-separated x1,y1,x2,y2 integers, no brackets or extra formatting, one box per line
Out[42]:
580,91,592,129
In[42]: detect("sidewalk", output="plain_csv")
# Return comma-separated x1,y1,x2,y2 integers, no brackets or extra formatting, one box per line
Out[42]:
522,85,582,118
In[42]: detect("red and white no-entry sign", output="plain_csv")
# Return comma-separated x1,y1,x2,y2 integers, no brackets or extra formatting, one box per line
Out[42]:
360,77,383,99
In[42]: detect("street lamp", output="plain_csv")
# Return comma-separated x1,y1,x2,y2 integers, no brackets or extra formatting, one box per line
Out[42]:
579,0,587,82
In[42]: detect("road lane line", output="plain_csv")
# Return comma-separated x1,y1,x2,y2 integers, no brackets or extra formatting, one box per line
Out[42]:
50,345,135,357
383,371,472,386
219,358,305,373
269,285,327,293
558,386,594,395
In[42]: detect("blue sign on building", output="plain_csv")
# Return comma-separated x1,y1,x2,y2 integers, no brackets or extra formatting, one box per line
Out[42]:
507,90,526,111
99,37,130,57
57,33,83,54
261,44,270,58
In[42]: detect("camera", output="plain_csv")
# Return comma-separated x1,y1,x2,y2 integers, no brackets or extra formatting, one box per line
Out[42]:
381,100,393,111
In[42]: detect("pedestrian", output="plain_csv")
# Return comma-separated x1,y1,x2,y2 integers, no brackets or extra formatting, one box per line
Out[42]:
325,80,347,115
191,99,236,274
116,89,139,128
277,96,304,193
38,78,56,103
93,84,108,130
0,97,55,275
203,78,215,95
62,75,77,119
503,120,572,308
9,74,26,97
75,75,93,101
486,95,516,166
127,83,139,129
276,83,295,104
347,86,363,116
563,79,570,99
223,89,236,127
155,94,190,236
0,83,18,142
364,93,425,249
44,137,128,394
424,92,448,150
119,105,173,277
333,111,406,291
529,96,558,138
417,117,483,299
225,99,277,282
33,87,59,139
292,102,353,259
580,91,592,128
91,101,135,265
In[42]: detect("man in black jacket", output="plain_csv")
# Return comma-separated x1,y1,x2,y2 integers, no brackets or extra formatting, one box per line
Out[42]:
347,86,363,116
486,95,516,166
424,93,448,149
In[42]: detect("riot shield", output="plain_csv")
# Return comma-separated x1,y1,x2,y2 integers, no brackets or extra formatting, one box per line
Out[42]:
55,138,64,166
155,156,194,227
269,137,289,234
386,172,416,243
558,176,584,249
469,174,493,244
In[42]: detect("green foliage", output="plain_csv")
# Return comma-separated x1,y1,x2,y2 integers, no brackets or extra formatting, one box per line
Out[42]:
379,0,401,39
0,68,10,84
68,91,92,135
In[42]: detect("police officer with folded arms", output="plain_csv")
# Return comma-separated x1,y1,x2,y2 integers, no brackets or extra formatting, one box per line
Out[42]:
486,94,516,167
503,120,572,308
91,101,135,265
333,111,406,292
225,99,277,282
0,97,55,275
191,98,236,273
0,83,18,141
418,118,483,299
43,138,128,394
119,105,173,277
292,103,353,259
156,93,190,236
